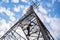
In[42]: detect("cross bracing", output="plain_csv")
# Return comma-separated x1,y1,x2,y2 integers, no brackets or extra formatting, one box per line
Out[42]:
0,2,54,40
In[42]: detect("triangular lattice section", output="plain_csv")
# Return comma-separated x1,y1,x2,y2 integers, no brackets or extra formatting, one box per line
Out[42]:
0,5,54,40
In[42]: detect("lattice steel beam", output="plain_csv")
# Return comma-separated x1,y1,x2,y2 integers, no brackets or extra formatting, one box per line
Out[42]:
0,2,54,40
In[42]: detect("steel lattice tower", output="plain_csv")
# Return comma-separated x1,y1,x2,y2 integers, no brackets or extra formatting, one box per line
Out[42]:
0,2,54,40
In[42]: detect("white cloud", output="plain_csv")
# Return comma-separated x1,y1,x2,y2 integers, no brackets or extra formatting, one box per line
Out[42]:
38,5,48,14
6,9,14,17
23,6,29,14
14,6,20,12
0,7,6,13
2,0,9,3
12,0,19,3
46,3,52,7
14,5,24,12
44,16,60,30
44,16,60,40
0,19,11,30
52,0,56,5
21,0,28,3
10,16,16,21
0,7,16,22
0,31,5,37
0,7,13,17
43,16,60,40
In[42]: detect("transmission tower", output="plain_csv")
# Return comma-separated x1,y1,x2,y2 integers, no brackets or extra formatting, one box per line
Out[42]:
0,2,54,40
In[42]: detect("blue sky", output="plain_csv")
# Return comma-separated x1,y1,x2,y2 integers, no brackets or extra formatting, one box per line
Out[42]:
0,0,60,40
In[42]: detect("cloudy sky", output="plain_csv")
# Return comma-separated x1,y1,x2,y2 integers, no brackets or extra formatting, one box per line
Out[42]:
0,0,60,40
